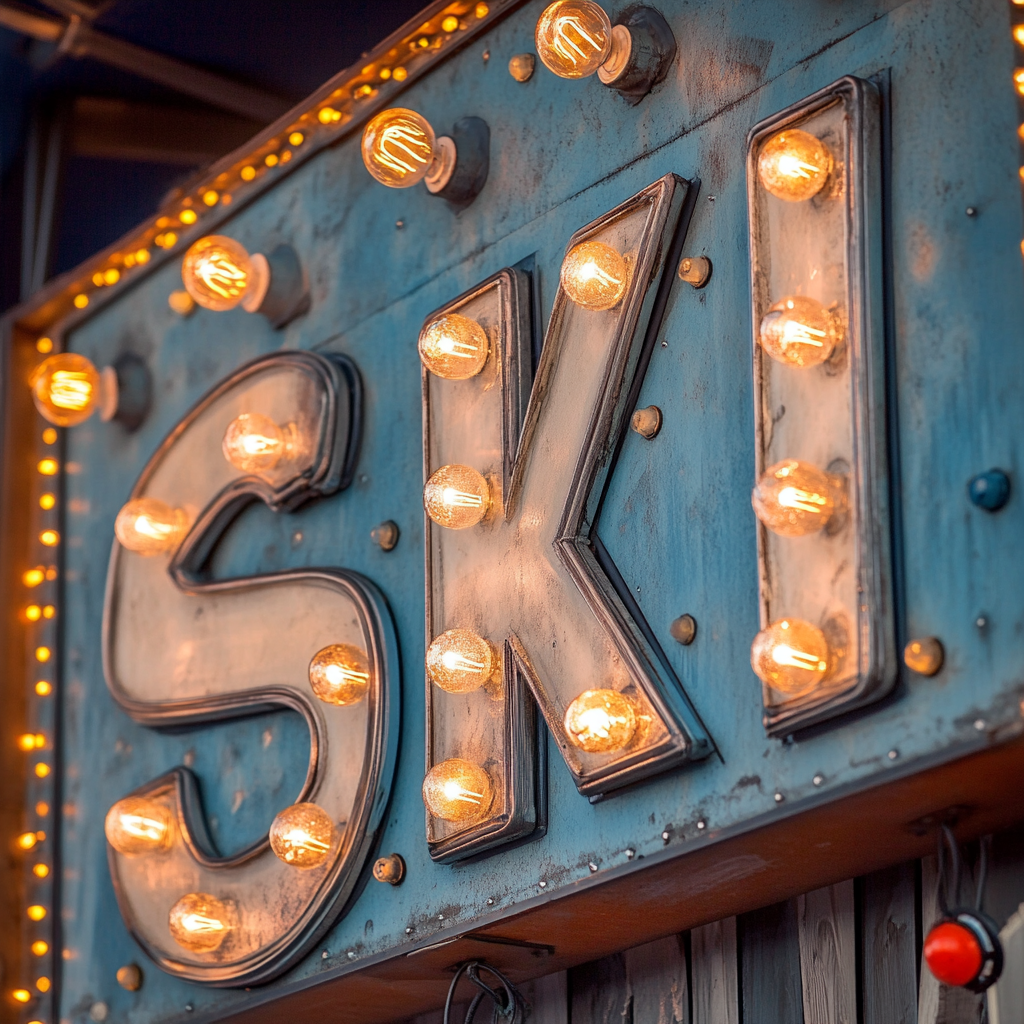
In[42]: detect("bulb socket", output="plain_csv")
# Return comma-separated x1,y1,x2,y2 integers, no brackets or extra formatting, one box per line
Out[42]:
597,7,676,104
429,117,489,207
109,353,151,433
249,244,309,328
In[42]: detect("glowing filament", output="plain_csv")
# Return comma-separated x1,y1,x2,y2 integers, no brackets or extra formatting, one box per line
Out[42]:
757,129,833,203
115,498,189,555
426,629,498,692
29,353,105,427
104,796,172,855
361,108,437,188
535,1,612,78
752,460,840,537
561,240,629,311
308,644,371,705
424,464,491,529
564,689,638,752
751,619,832,696
422,758,494,822
221,413,297,473
181,235,258,312
168,893,234,953
269,802,335,868
419,314,489,379
759,296,841,368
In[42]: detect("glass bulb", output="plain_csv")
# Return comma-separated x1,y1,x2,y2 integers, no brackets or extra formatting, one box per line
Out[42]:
419,314,489,379
759,296,841,368
308,644,371,705
752,459,838,537
561,240,629,311
269,802,335,868
751,618,832,695
181,235,253,311
114,498,189,555
168,892,235,953
421,758,494,822
424,464,490,529
535,0,612,78
564,688,637,753
361,108,437,188
758,129,833,202
426,629,498,693
29,353,102,427
104,796,173,855
221,413,297,473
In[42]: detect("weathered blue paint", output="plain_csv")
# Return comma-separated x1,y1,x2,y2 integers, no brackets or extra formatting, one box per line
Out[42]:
46,0,1024,1020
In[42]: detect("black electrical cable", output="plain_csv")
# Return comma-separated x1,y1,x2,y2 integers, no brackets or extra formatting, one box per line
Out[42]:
442,961,526,1024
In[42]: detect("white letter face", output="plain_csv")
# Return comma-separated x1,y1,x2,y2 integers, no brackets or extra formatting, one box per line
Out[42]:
423,176,712,861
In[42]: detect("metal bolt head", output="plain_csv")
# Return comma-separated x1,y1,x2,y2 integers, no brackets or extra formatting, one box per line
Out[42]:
677,255,712,288
625,848,636,860
116,963,143,991
346,950,357,960
486,897,495,905
661,830,670,841
588,862,598,873
813,774,824,787
887,749,899,761
631,405,662,439
968,469,1010,512
371,520,400,551
696,820,706,831
372,853,406,886
669,614,697,646
974,719,986,732
774,792,784,804
322,950,330,958
90,1002,109,1022
904,637,944,676
539,880,547,888
508,53,535,81
966,206,978,216
405,926,414,934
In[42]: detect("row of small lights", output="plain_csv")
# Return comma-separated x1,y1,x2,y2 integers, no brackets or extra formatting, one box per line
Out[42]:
48,1,493,322
11,370,60,1015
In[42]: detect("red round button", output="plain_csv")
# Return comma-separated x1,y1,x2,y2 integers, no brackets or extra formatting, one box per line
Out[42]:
924,921,984,986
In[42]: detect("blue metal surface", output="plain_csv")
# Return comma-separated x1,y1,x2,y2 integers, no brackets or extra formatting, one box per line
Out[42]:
39,0,1024,1020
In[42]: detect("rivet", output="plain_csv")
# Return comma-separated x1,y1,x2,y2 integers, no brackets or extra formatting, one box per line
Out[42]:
813,774,824,787
588,862,598,872
482,48,490,62
707,195,716,202
539,881,547,888
485,898,494,905
395,219,405,229
661,340,668,348
322,950,330,958
888,749,900,761
508,53,535,81
625,848,636,860
774,792,784,803
405,926,414,934
966,206,978,217
116,963,143,991
185,1006,193,1014
661,830,670,841
669,614,697,646
292,530,303,544
974,719,986,732
631,405,662,439
372,852,405,885
90,1002,109,1022
903,637,944,676
968,469,1010,511
346,950,357,960
437,913,444,921
371,520,400,551
696,820,706,831
976,616,989,630
677,255,712,288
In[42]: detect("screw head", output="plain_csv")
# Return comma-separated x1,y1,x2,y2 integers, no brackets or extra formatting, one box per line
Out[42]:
625,848,636,860
373,853,406,885
486,897,495,905
966,206,978,216
437,913,444,921
588,862,598,873
405,926,414,935
696,820,706,831
346,950,357,961
322,950,330,958
661,830,670,841
669,614,697,646
677,255,712,288
904,637,944,676
888,749,900,761
631,405,662,439
539,880,547,888
813,774,824,787
974,719,986,732
116,963,143,991
90,1002,109,1022
774,792,784,803
968,469,1010,512
371,520,400,551
508,53,535,81
395,220,404,229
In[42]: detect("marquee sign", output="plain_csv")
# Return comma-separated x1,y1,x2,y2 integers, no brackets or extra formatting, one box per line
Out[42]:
2,0,1023,1021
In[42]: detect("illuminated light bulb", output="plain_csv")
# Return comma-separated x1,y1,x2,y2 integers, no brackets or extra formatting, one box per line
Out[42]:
136,248,150,264
104,796,173,855
758,129,834,202
393,67,408,81
17,734,44,751
269,802,335,868
39,494,55,510
752,459,840,537
1015,25,1024,45
36,802,48,815
35,682,52,697
221,412,299,473
560,240,629,311
31,941,48,956
318,106,342,124
36,337,53,353
759,296,841,368
35,978,49,993
750,618,832,695
202,190,219,207
418,314,489,379
168,893,234,953
25,605,42,622
421,758,494,822
115,498,189,555
27,905,46,921
442,14,459,31
361,107,451,189
39,530,59,547
179,208,197,225
73,294,89,309
240,165,256,181
42,427,56,444
475,2,489,16
37,459,58,475
104,268,120,285
1016,68,1024,96
29,353,112,427
426,629,499,693
308,644,371,705
563,688,637,753
33,864,49,878
13,989,30,1003
288,131,304,146
17,832,38,850
265,153,279,167
23,568,45,587
423,464,490,529
34,764,49,778
181,235,268,313
535,1,612,78
35,647,50,663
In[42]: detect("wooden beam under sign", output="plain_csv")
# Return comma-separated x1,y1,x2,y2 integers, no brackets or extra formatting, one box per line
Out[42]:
70,97,265,166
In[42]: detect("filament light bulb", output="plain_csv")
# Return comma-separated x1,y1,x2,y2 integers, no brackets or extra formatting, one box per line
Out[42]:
561,240,629,311
104,796,172,855
269,802,335,868
221,413,297,473
422,758,494,822
361,107,438,188
751,618,832,695
29,353,110,427
419,314,489,379
426,629,498,693
115,498,189,555
17,832,38,850
752,459,839,537
564,688,637,753
535,1,612,78
181,235,265,312
168,892,234,953
758,129,833,202
759,296,841,368
424,464,490,529
308,644,371,705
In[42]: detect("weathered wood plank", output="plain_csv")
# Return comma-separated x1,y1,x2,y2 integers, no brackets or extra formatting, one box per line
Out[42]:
523,971,568,1024
623,934,689,1024
989,904,1024,1024
862,862,918,1024
570,951,630,1024
797,881,856,1024
691,917,738,1024
740,899,804,1024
